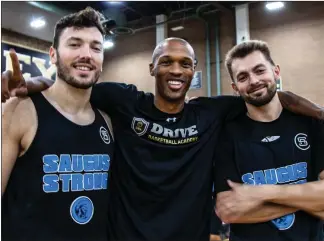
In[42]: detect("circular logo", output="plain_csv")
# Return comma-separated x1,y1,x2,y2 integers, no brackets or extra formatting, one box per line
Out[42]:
294,133,310,151
271,213,295,230
70,196,94,225
99,126,110,144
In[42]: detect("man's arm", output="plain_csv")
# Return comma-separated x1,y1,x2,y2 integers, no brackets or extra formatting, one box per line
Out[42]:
219,203,297,224
278,91,324,121
25,76,54,94
213,130,303,224
1,97,30,194
216,180,324,223
193,91,324,122
258,119,324,213
258,175,324,212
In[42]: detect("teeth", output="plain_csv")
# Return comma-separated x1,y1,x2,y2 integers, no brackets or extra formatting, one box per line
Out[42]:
168,80,182,85
76,66,90,71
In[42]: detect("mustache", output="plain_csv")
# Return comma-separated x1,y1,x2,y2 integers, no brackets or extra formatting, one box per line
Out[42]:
247,84,266,94
71,59,96,70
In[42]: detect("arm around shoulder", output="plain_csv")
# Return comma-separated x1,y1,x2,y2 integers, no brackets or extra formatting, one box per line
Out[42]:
91,82,140,115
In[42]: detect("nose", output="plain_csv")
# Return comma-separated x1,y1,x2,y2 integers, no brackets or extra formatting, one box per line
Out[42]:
169,62,182,76
249,73,260,85
79,45,92,59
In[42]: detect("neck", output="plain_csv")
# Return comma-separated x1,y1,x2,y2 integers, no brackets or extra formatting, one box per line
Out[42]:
246,93,283,122
44,78,92,114
154,95,185,114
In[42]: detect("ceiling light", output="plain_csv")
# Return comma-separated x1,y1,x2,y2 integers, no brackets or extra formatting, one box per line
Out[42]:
104,40,114,49
107,1,122,4
171,26,184,31
266,2,284,10
30,18,46,29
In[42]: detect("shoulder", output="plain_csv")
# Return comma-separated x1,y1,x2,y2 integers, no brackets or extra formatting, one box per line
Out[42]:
2,96,37,138
93,82,140,97
97,109,114,140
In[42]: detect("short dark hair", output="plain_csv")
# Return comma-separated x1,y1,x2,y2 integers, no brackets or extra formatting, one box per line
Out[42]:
53,7,105,49
225,40,275,82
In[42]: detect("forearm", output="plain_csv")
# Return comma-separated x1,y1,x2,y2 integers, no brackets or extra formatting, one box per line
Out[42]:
278,91,324,121
26,76,54,94
228,203,297,224
262,180,324,212
308,210,324,220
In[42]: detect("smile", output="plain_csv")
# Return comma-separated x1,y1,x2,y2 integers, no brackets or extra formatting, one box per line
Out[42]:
73,64,94,72
167,79,185,90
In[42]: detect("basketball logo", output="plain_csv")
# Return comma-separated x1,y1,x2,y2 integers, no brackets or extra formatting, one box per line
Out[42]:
271,213,295,230
70,196,94,225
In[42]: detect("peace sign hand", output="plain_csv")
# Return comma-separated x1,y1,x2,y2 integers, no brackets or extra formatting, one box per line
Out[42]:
1,49,28,103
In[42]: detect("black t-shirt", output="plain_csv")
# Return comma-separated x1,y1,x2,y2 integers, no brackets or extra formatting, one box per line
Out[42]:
90,82,245,241
214,109,324,241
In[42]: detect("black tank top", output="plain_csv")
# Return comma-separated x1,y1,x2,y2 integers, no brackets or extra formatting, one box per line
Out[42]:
2,92,114,241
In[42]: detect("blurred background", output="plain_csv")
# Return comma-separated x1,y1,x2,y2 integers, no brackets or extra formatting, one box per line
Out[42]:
1,1,324,105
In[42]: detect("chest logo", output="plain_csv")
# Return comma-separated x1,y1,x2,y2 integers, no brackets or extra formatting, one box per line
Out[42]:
294,133,310,151
70,196,94,225
132,117,150,136
99,126,110,144
166,117,177,123
271,213,295,230
261,136,280,142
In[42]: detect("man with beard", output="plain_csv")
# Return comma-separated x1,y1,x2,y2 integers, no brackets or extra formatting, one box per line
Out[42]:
1,7,114,241
214,40,324,241
2,37,324,241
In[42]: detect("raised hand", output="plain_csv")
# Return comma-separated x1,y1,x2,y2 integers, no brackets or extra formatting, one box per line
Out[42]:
2,49,28,103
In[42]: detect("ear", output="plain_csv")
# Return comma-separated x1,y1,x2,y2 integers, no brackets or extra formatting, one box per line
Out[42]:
231,82,239,95
149,63,154,76
274,64,281,80
49,46,57,65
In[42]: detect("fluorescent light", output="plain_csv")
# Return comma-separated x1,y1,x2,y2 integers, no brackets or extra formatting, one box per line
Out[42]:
30,18,46,29
171,26,184,31
107,1,122,4
266,2,284,10
104,40,114,49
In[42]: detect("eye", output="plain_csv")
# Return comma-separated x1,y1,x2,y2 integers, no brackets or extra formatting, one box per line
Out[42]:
183,62,192,68
256,69,265,74
93,47,102,52
69,43,80,47
238,76,248,82
160,60,171,65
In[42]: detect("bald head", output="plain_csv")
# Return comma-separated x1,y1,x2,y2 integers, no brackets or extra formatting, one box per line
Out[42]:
152,38,196,64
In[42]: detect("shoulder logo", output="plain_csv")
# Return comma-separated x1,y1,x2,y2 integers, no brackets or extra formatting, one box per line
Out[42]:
70,196,94,225
271,213,295,230
131,117,150,136
294,133,310,150
99,126,110,144
261,136,280,142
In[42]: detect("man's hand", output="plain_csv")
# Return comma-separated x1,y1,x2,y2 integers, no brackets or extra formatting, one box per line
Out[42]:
216,180,265,223
1,49,28,103
278,91,324,121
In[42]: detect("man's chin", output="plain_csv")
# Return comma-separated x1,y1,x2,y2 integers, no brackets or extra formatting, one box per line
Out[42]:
244,96,273,107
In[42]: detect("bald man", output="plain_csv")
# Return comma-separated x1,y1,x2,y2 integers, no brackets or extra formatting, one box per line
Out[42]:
2,37,323,241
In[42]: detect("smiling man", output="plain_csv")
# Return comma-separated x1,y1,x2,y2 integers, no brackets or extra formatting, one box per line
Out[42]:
214,40,324,241
2,7,114,241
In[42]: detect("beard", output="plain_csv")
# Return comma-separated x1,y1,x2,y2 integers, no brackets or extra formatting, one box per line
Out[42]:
56,53,101,89
242,80,277,107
